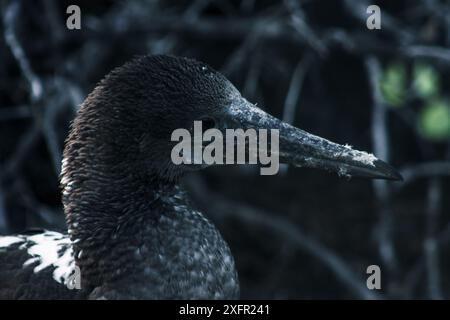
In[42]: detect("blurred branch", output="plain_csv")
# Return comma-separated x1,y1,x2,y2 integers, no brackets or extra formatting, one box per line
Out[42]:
279,53,313,174
43,0,64,44
243,51,262,98
184,0,212,21
3,1,43,103
416,0,450,49
282,54,312,124
0,105,32,121
0,124,40,181
344,0,414,44
403,179,449,298
240,0,256,14
149,0,212,54
402,151,450,298
41,101,61,176
365,56,399,278
81,10,450,68
40,77,84,177
424,178,443,299
221,23,264,76
402,45,450,63
266,241,295,297
88,15,287,42
398,162,450,187
284,0,327,56
15,178,65,227
2,1,65,177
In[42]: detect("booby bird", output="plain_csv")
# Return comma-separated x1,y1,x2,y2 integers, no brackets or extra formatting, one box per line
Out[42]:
0,55,401,299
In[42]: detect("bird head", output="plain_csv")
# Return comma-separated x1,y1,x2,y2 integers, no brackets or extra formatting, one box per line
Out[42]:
64,55,402,183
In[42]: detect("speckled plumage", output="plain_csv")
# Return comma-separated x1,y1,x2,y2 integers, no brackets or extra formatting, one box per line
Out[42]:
0,55,240,299
0,54,401,300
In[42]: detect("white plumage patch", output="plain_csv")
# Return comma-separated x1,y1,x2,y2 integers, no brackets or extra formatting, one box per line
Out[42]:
0,236,23,248
61,156,74,196
0,231,75,285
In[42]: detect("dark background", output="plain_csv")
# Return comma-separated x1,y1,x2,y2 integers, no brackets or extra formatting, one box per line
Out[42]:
1,0,450,299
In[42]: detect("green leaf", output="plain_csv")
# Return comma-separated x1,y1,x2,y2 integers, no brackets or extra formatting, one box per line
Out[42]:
380,63,406,107
418,99,450,142
413,62,439,98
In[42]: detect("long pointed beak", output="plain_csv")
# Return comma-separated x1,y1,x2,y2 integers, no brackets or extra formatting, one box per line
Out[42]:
223,98,402,181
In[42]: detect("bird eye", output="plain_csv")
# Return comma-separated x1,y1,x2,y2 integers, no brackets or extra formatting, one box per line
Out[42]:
200,117,216,131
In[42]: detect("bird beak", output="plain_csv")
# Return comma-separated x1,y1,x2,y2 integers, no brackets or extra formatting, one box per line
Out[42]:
222,98,402,181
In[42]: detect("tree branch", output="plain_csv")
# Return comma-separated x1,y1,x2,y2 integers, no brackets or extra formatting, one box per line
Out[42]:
365,56,399,277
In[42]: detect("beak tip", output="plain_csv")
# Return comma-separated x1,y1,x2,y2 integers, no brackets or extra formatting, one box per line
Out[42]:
392,171,403,182
385,171,403,182
373,159,403,181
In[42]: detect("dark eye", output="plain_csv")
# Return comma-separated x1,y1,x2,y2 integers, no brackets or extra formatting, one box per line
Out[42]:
201,117,216,131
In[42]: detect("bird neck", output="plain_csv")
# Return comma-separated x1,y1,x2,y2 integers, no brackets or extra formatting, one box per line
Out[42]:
61,146,239,298
62,152,182,286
